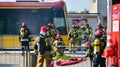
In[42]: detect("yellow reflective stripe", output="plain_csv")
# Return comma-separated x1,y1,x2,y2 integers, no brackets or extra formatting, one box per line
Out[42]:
21,39,29,41
94,46,100,50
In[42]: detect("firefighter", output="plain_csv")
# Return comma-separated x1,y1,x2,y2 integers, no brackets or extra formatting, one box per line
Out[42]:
96,23,107,41
34,26,51,67
50,23,59,38
47,23,59,45
47,23,52,37
96,23,106,34
84,23,93,42
19,22,31,56
72,19,80,26
68,24,82,52
86,30,106,67
52,34,65,60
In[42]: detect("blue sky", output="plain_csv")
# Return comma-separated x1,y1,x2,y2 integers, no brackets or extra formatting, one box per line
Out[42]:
42,0,90,12
0,0,90,12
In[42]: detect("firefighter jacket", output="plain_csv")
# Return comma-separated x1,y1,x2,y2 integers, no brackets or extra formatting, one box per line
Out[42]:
85,27,92,35
47,28,59,38
86,37,106,56
34,35,51,54
68,28,82,39
53,38,65,49
96,26,107,34
19,27,31,42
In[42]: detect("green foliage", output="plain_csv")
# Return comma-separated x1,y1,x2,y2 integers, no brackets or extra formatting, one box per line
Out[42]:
68,11,79,13
68,8,89,14
80,9,89,14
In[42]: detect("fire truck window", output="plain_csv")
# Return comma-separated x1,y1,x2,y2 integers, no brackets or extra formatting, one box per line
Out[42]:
112,0,120,4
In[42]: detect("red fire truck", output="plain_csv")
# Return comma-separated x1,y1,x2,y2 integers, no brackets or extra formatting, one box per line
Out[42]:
105,0,120,67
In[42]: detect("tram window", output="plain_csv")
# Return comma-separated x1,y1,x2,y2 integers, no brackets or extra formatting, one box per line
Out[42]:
0,8,67,35
53,8,67,35
0,9,53,35
54,18,67,35
53,8,64,17
0,18,4,34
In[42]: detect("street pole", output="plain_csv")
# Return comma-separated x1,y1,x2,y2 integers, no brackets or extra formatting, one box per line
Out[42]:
106,0,112,67
97,13,101,24
107,0,112,33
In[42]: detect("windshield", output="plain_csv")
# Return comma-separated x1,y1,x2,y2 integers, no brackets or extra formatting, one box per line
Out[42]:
53,8,67,35
0,8,67,35
112,0,120,4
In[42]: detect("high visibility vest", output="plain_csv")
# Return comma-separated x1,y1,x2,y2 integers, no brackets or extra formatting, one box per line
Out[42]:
57,38,64,46
50,28,59,36
85,27,92,35
69,29,79,38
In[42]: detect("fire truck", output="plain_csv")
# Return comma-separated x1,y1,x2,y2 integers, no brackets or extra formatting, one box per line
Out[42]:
105,0,120,67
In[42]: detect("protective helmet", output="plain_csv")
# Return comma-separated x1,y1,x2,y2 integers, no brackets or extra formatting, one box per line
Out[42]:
95,30,103,37
56,34,61,39
51,23,55,28
40,26,48,32
94,39,100,44
22,22,27,27
98,23,102,27
85,41,90,47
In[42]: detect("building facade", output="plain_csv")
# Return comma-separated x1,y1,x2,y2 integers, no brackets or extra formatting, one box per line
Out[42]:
90,0,107,27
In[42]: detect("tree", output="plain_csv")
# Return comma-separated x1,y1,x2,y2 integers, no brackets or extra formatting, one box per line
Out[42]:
68,8,89,14
68,11,79,13
80,9,89,14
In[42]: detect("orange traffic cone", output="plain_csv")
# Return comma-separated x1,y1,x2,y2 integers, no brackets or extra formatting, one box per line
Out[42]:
50,58,54,67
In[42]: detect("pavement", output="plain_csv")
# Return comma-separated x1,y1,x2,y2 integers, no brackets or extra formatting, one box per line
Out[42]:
0,50,93,67
0,42,91,67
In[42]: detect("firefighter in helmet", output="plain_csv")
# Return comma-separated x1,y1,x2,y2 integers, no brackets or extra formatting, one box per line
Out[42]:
52,34,65,60
47,23,59,45
84,23,93,42
51,23,59,38
68,24,82,52
96,23,107,41
86,30,106,67
96,23,106,34
19,22,31,56
34,26,52,67
47,23,59,38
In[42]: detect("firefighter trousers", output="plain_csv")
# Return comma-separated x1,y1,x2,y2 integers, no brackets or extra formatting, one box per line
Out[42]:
93,55,106,67
36,51,50,67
